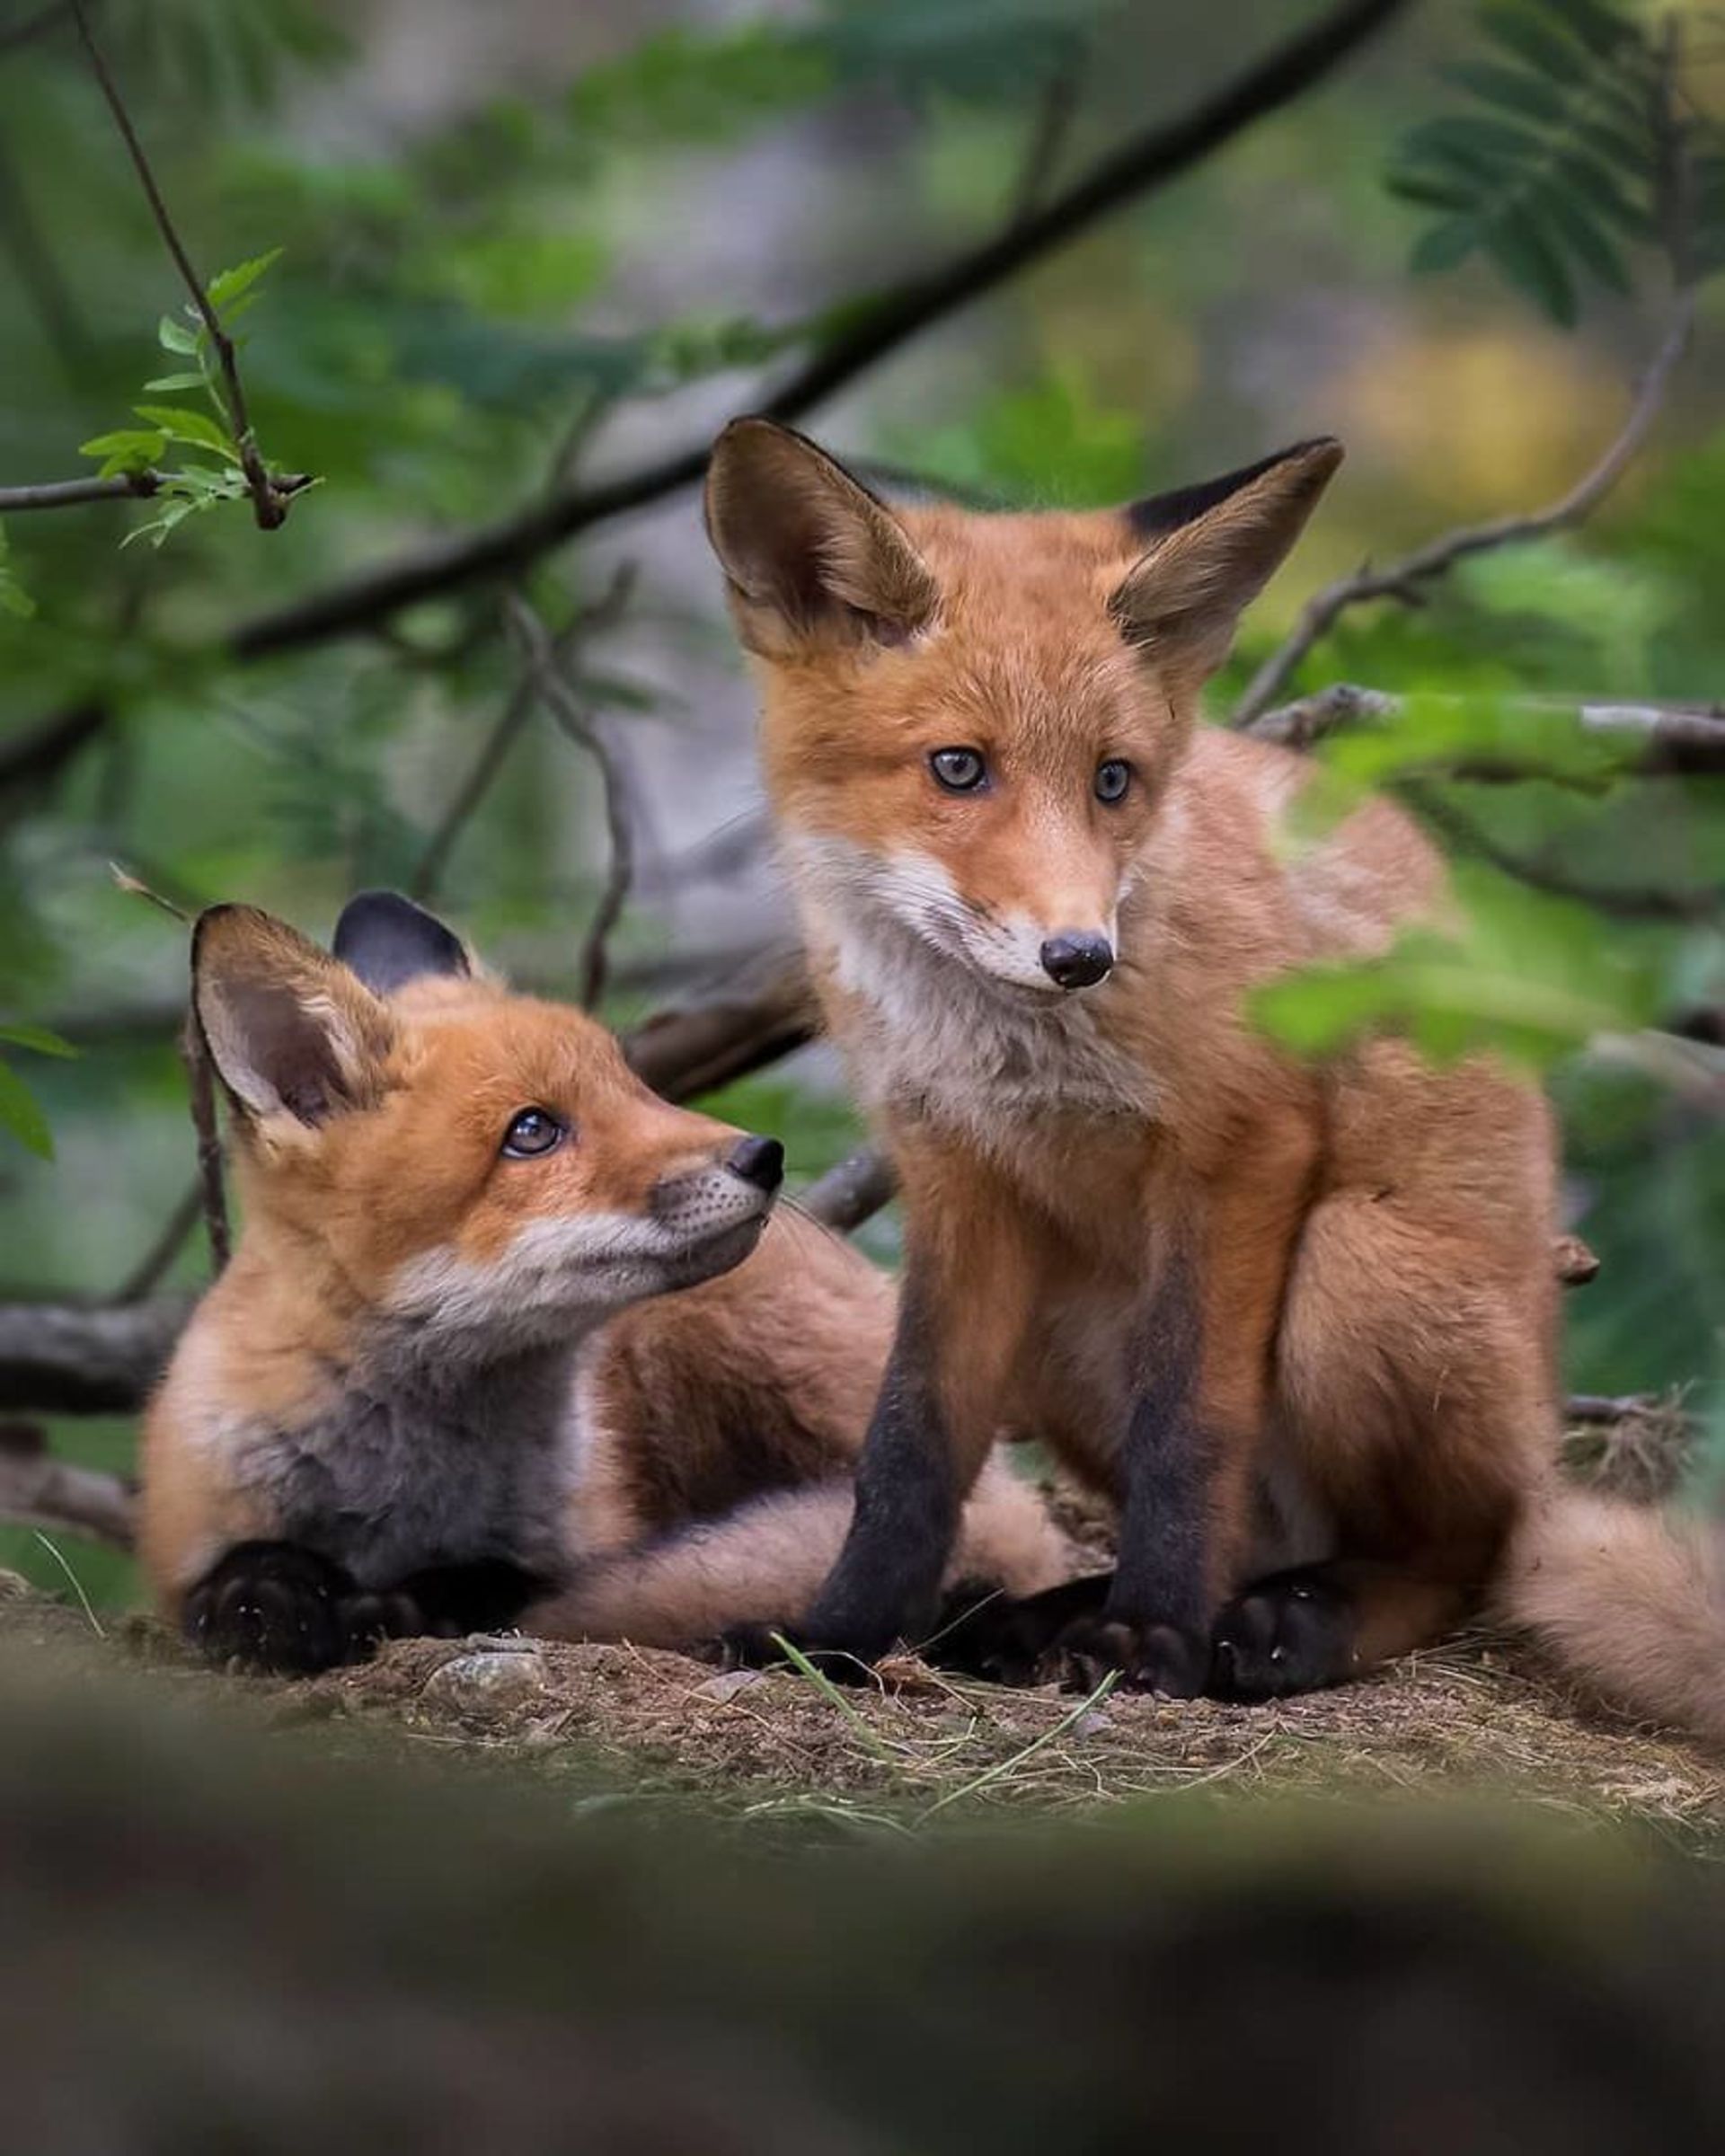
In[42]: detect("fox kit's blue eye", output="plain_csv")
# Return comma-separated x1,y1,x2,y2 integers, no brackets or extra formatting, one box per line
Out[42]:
930,747,986,792
501,1109,565,1160
1094,758,1131,804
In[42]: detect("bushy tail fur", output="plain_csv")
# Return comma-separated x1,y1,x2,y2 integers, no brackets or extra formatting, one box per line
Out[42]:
530,1454,1070,1651
1498,1488,1725,1748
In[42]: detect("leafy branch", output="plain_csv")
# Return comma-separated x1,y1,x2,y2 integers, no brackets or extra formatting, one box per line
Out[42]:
68,4,306,532
1387,0,1724,322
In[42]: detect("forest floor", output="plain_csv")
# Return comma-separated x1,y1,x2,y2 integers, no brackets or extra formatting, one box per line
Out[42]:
6,1551,1722,1854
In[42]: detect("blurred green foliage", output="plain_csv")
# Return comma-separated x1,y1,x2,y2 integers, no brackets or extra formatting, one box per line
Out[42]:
0,0,1721,1607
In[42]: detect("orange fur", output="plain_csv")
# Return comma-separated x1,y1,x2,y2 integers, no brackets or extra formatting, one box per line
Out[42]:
708,420,1722,1739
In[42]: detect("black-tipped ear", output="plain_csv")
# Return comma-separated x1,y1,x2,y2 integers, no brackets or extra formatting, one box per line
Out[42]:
1110,437,1343,692
193,905,394,1127
332,890,470,997
703,417,940,658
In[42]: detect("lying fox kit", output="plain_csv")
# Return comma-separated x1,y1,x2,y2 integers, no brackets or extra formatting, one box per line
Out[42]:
141,892,1066,1674
703,417,1725,1747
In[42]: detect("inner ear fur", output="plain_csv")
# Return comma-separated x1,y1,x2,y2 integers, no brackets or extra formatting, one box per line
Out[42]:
703,417,940,657
1108,437,1343,690
192,905,396,1127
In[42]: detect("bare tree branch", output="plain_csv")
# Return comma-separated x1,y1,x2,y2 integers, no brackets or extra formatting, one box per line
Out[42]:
68,1,302,531
0,470,162,511
623,960,816,1103
1009,61,1084,226
505,592,637,1009
1243,685,1725,778
181,1013,229,1276
221,0,1411,661
799,1146,898,1234
0,1297,188,1415
1233,290,1701,726
111,1180,201,1303
409,572,633,904
1398,779,1722,925
0,1423,135,1548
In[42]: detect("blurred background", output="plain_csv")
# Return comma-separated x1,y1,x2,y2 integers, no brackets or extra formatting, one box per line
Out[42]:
0,0,1721,1605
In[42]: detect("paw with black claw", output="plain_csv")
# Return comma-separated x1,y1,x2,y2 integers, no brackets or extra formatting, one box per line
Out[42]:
923,1573,1113,1686
184,1542,358,1676
1209,1568,1355,1701
1047,1613,1209,1699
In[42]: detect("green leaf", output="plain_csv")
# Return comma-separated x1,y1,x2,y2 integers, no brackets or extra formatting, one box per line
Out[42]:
142,371,208,393
157,314,200,356
133,404,237,459
119,498,199,550
0,1024,76,1058
1544,183,1632,294
0,1058,53,1160
1483,201,1577,324
1410,218,1478,275
78,428,167,477
208,247,282,313
1441,58,1566,127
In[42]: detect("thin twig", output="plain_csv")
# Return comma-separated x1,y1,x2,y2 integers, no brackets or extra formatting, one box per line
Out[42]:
68,1,290,531
1398,778,1721,926
1232,290,1701,726
407,676,542,903
111,1179,202,1303
800,1146,898,1234
0,470,162,511
1243,685,1725,779
506,592,637,1010
181,1012,230,1276
223,0,1410,659
1010,62,1084,225
408,568,634,904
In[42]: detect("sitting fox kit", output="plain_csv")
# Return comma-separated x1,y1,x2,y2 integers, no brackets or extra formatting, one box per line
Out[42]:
141,892,1065,1674
703,417,1725,1739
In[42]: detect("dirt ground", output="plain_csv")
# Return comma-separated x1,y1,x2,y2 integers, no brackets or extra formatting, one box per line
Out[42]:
6,1547,1721,1852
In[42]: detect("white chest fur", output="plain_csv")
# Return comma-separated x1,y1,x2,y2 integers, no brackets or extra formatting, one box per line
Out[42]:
790,835,1154,1155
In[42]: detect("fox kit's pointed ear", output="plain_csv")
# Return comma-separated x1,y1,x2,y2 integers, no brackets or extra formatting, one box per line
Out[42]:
703,417,939,657
192,906,395,1127
332,889,471,997
1108,438,1343,692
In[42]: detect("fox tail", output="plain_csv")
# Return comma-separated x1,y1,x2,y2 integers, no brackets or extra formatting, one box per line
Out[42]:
1497,1487,1725,1749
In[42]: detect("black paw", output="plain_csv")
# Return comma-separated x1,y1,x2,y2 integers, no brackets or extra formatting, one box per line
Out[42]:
714,1622,882,1685
1210,1568,1355,1701
923,1573,1113,1685
184,1542,357,1675
385,1559,550,1640
1048,1613,1209,1699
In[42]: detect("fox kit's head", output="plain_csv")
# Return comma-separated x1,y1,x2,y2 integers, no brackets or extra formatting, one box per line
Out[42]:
704,420,1340,996
191,893,785,1361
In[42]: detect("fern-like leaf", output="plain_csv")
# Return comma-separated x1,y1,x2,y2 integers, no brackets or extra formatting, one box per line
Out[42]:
1385,0,1723,323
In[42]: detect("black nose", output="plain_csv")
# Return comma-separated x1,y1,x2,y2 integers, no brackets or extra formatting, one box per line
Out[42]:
1039,932,1114,990
728,1135,784,1191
